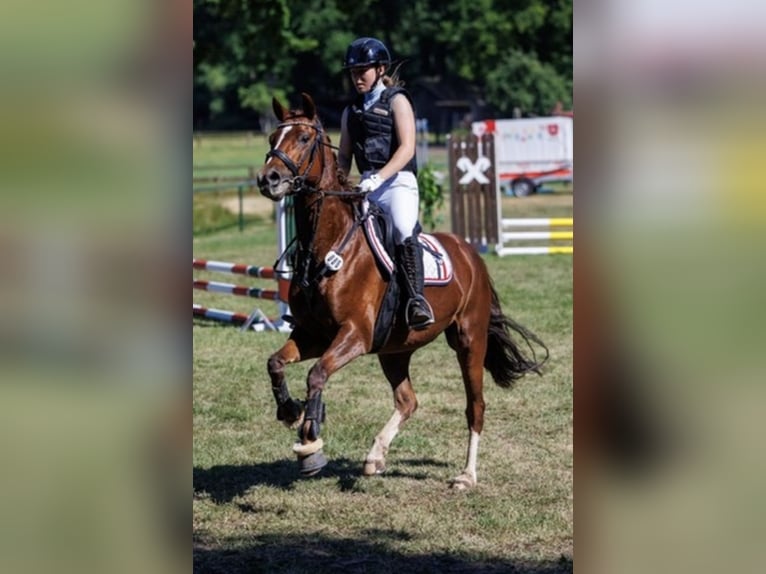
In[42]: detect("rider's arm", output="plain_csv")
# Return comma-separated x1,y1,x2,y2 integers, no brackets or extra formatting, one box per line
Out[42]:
338,107,353,177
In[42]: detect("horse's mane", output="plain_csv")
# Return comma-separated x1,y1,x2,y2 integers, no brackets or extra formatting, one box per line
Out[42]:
310,114,353,192
335,166,351,189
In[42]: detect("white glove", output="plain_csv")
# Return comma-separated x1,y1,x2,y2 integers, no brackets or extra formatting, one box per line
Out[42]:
358,173,383,193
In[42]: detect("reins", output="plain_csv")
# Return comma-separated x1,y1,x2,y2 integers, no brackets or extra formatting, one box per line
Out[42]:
266,118,370,289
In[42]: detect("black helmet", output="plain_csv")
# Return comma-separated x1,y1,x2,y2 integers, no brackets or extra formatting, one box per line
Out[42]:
343,37,391,69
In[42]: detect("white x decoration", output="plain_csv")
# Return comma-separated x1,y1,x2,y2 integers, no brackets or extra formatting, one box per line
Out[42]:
456,156,491,184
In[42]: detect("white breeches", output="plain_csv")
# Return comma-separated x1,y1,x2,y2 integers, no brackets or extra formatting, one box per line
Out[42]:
365,170,419,244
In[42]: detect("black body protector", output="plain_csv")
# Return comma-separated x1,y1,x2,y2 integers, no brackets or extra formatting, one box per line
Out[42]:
347,86,418,176
346,87,434,330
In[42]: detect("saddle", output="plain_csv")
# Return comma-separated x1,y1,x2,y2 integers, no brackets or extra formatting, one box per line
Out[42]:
361,201,453,351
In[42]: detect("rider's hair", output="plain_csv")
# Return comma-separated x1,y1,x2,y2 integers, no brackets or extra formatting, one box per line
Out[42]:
381,61,406,88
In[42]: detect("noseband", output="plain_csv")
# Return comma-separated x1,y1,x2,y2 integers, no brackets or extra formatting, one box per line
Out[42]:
265,121,326,192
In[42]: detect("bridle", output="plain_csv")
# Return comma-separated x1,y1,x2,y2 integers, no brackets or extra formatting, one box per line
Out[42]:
265,119,368,290
265,120,331,193
265,118,368,199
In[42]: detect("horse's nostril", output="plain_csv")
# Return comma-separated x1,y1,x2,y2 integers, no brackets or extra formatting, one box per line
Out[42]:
256,170,280,189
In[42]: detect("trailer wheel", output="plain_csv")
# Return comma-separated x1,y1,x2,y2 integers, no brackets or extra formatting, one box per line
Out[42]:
511,178,537,197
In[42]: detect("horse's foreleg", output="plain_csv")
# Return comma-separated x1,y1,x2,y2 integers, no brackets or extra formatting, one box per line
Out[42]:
364,353,418,475
267,331,322,429
293,325,368,476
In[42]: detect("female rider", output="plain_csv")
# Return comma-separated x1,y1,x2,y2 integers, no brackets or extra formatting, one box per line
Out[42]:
337,37,434,330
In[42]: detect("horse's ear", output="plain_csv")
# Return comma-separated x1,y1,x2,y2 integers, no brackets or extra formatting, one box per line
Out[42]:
272,97,287,121
301,92,316,119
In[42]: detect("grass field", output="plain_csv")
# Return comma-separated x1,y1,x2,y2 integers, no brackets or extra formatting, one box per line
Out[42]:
193,134,573,573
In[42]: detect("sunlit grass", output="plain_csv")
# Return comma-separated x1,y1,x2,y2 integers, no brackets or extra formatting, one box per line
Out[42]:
193,188,572,572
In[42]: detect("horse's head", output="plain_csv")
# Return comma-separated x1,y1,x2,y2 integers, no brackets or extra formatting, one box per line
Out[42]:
257,92,328,201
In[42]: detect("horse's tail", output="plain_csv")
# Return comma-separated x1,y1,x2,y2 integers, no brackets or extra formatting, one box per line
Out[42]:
484,284,549,388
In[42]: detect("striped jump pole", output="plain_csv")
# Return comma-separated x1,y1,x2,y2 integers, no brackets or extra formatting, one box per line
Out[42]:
193,303,251,326
503,217,573,227
193,304,280,332
193,279,282,301
194,197,294,331
192,260,289,301
192,264,291,330
498,246,573,255
192,260,290,331
192,259,276,279
502,231,573,241
496,218,573,256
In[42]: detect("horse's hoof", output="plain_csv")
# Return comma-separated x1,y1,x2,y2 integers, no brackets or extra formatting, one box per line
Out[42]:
449,473,476,490
293,439,326,477
282,410,304,430
298,449,328,477
277,399,305,429
363,458,386,476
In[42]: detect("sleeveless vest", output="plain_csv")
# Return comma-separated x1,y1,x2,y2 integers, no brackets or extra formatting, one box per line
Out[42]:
347,87,418,175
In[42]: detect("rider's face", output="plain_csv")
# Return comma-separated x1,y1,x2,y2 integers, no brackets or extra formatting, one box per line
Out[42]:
349,65,381,94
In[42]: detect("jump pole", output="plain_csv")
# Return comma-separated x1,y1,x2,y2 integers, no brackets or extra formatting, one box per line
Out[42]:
193,197,294,331
496,217,574,257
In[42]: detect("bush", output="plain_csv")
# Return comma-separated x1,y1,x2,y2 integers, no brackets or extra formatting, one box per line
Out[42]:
418,164,445,232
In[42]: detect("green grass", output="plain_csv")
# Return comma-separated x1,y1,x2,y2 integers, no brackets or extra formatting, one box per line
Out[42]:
193,133,272,169
193,179,573,572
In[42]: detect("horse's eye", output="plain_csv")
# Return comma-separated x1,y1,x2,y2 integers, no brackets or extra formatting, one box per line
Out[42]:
300,133,311,144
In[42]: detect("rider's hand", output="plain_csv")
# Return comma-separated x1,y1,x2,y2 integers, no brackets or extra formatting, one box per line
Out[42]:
358,173,383,193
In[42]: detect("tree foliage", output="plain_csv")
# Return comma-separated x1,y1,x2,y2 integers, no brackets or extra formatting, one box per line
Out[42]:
194,0,572,129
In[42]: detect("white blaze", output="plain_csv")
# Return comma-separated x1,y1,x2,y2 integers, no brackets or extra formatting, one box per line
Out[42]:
267,126,293,164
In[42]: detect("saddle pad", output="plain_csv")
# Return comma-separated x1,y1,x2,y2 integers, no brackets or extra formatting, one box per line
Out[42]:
420,234,453,285
363,218,453,286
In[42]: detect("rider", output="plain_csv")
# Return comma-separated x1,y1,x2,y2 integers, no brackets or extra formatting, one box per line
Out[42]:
338,37,435,330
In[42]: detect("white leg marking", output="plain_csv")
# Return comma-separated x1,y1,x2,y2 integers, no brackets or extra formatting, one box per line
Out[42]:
266,126,292,164
451,430,480,490
364,410,403,475
465,430,481,479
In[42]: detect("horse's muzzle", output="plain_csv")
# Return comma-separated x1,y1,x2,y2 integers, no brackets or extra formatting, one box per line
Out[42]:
256,168,287,200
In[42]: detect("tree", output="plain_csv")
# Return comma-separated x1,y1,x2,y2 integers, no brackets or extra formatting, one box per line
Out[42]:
486,49,571,116
193,0,573,128
193,0,314,128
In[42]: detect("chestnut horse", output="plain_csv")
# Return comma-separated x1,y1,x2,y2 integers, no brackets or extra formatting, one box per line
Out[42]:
256,93,547,489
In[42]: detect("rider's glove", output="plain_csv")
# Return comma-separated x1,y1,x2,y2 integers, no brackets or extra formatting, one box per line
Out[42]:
358,173,383,193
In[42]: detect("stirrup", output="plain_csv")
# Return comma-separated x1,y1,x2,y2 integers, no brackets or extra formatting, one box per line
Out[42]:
406,297,434,330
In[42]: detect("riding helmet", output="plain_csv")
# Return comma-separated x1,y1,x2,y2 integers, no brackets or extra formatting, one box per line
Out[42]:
343,37,391,69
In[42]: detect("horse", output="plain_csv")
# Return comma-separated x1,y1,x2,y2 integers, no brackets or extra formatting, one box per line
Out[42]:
255,92,548,489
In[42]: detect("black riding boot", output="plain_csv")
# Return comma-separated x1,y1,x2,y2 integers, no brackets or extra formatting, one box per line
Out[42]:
399,236,435,330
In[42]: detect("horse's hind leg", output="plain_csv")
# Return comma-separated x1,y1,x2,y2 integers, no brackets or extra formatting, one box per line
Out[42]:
445,323,487,490
363,352,418,476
